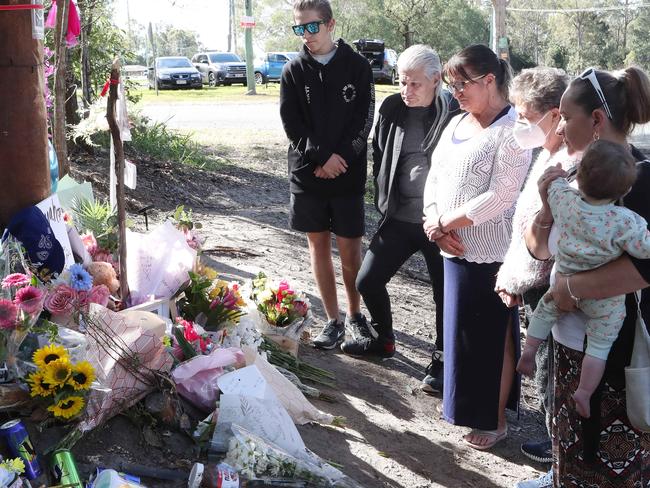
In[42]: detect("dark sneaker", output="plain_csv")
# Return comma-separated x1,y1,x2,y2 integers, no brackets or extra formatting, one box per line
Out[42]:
421,349,443,394
340,316,395,358
312,319,345,350
520,438,552,464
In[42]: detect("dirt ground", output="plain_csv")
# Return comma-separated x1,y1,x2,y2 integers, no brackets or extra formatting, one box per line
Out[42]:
57,126,560,488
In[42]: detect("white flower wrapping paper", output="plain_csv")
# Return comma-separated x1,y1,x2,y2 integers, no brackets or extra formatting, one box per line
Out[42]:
225,424,362,487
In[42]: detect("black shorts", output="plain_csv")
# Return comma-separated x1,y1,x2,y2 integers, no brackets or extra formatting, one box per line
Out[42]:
289,193,365,238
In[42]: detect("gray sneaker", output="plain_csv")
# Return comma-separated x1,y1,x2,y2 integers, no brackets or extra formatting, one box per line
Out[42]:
312,319,345,349
515,469,552,488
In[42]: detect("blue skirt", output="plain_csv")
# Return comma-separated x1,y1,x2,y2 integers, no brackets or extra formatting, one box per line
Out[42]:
442,257,520,431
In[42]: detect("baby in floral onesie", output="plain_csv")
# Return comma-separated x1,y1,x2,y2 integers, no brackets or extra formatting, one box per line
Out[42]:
517,140,650,418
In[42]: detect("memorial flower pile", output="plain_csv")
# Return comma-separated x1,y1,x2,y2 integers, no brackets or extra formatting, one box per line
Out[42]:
250,272,310,328
178,269,245,332
165,318,215,361
0,273,46,368
27,344,95,420
44,264,110,320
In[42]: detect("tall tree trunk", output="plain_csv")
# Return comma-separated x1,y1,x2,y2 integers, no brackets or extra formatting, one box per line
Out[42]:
80,10,93,109
0,0,51,227
65,49,80,128
53,0,70,178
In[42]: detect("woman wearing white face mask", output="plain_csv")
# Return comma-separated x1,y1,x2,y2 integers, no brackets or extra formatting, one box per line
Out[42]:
494,67,574,488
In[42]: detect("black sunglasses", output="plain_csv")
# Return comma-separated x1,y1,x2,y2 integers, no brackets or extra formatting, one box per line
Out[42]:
292,20,325,36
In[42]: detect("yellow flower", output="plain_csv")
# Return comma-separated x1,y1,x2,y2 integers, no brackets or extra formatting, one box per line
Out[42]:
201,267,218,280
258,289,274,303
0,458,24,474
67,361,95,390
32,344,69,370
47,395,85,419
27,372,56,397
43,358,72,387
209,280,229,299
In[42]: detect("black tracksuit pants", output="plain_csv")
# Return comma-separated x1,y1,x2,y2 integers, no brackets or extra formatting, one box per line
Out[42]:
356,217,444,350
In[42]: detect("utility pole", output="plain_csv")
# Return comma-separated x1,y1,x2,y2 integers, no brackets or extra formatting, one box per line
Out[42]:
232,0,238,54
0,0,51,226
228,0,233,52
491,0,509,61
243,0,256,95
125,0,132,42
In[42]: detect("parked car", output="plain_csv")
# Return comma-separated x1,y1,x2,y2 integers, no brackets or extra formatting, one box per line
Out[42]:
192,52,247,86
148,56,202,90
253,52,298,84
353,39,398,84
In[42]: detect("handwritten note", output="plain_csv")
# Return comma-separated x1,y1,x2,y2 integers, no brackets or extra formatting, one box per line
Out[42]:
36,194,74,269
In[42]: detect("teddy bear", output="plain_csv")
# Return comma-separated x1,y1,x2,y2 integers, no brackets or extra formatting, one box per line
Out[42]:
86,261,120,295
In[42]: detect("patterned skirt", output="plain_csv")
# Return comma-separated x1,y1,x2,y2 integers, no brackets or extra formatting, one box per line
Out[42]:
552,342,650,487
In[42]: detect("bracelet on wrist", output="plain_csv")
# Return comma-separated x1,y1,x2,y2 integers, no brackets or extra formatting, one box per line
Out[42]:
566,276,580,306
532,219,553,229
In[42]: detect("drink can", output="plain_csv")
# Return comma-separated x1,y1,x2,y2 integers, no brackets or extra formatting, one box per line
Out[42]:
50,449,82,488
0,419,42,480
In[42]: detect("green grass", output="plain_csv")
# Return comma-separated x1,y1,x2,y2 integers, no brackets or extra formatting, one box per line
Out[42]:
128,121,229,172
131,84,282,104
131,81,399,105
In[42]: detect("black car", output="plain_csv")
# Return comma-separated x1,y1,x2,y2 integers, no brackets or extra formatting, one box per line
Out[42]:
148,56,203,90
192,52,247,86
353,39,398,84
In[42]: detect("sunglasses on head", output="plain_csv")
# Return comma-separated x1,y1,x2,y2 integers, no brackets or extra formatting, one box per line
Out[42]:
292,20,325,36
579,68,613,120
447,74,487,93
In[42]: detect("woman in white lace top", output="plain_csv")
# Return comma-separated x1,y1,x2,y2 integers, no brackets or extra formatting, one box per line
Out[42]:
422,44,531,450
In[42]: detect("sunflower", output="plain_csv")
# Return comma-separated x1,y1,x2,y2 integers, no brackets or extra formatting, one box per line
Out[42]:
43,358,72,387
26,372,56,397
67,361,95,390
32,344,69,370
47,395,85,419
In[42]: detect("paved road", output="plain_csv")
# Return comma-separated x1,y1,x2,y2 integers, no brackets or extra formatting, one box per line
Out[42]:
141,100,650,150
141,101,283,131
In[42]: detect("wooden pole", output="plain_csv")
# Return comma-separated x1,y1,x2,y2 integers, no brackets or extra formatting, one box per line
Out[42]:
491,0,509,61
53,0,69,178
105,58,129,304
0,0,51,227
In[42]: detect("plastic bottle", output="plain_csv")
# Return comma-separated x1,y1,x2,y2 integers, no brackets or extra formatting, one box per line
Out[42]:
188,463,307,488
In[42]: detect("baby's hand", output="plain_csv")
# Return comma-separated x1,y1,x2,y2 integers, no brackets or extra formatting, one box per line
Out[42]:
538,163,567,204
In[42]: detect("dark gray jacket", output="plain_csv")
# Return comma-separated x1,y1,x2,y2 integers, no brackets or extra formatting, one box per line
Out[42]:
372,91,459,219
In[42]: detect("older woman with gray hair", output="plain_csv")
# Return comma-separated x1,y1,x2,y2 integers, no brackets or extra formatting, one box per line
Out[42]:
493,67,574,488
340,45,459,384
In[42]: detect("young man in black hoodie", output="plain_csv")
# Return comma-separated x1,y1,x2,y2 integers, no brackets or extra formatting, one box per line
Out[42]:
280,0,374,350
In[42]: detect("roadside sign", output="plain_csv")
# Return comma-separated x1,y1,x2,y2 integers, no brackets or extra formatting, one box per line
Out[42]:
240,15,255,28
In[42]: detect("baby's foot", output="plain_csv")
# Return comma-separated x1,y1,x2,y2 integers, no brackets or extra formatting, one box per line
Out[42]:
572,389,591,418
516,355,535,378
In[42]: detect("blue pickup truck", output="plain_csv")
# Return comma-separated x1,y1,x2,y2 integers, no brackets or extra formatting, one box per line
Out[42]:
254,52,298,84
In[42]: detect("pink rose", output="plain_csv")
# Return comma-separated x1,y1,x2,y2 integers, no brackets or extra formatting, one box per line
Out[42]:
81,233,98,256
88,285,110,307
0,299,17,329
44,284,76,315
76,290,89,308
13,286,44,315
1,273,30,289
